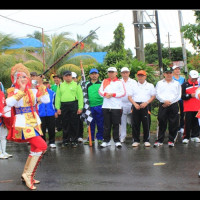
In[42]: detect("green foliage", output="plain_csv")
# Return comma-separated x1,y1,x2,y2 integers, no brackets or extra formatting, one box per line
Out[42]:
181,24,200,52
188,54,200,70
0,54,20,88
24,60,44,75
56,64,81,77
181,11,200,53
0,33,18,52
66,55,97,66
104,51,126,66
144,42,192,64
112,23,125,53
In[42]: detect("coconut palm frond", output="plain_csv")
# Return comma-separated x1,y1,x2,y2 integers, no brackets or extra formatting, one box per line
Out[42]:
66,55,97,66
24,60,44,74
56,64,81,77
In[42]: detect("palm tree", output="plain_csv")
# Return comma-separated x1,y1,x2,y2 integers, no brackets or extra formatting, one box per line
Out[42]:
76,30,103,52
0,32,18,52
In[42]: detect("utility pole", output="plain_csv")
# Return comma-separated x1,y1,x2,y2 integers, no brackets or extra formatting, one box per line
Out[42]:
155,10,163,76
178,10,188,74
167,32,172,60
133,10,145,62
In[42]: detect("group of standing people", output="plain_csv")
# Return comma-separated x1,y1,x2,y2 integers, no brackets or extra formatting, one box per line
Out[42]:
1,62,200,190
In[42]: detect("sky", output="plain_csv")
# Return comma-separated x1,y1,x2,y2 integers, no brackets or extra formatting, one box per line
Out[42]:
0,9,197,56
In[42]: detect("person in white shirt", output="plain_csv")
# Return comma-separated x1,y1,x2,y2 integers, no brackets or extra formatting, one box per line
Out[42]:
154,67,181,147
119,67,137,143
98,67,126,148
128,70,156,147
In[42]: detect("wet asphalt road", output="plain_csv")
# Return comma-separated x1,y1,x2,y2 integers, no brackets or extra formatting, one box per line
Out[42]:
1,134,200,191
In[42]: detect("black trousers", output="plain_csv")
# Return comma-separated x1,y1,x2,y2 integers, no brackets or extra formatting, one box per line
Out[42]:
55,114,62,131
61,101,79,143
41,115,56,144
157,102,179,143
183,111,200,139
178,100,184,129
102,108,121,143
131,103,150,142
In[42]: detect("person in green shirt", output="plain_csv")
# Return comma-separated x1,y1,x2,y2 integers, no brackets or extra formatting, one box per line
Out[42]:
55,70,83,147
51,74,62,93
84,68,104,145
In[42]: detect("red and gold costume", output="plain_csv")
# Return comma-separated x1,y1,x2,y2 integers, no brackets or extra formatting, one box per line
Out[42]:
6,63,50,190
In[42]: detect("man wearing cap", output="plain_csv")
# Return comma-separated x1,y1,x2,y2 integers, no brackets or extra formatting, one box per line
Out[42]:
51,74,62,93
55,70,83,147
154,67,181,147
72,72,78,82
172,65,185,135
119,67,137,143
181,70,200,144
38,78,56,148
84,68,104,145
128,70,156,147
98,66,126,148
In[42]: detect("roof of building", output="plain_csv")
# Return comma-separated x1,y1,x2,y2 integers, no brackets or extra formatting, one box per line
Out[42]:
5,38,43,49
71,52,107,64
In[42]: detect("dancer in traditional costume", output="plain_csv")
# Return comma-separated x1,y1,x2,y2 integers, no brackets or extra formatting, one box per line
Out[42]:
6,63,50,190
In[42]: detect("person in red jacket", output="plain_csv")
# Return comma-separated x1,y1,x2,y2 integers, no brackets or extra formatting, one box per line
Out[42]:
181,70,200,144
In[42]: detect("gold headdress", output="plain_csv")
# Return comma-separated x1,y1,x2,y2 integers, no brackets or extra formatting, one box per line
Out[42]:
11,63,30,84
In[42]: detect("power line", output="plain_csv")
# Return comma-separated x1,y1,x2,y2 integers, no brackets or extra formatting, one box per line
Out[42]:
44,10,119,33
0,14,43,29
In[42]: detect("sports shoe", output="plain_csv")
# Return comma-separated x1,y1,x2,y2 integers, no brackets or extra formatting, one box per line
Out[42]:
153,142,163,147
100,142,111,148
144,142,151,147
182,138,189,144
115,142,122,148
78,138,84,143
0,153,8,159
49,144,56,148
4,152,13,158
168,141,174,147
132,142,140,147
191,137,200,143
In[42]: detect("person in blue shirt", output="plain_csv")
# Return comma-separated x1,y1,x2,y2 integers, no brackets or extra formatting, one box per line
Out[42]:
172,65,185,135
38,78,56,148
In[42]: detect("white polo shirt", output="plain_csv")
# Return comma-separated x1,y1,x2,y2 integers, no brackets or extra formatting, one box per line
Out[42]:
156,79,181,104
121,77,137,106
128,80,156,103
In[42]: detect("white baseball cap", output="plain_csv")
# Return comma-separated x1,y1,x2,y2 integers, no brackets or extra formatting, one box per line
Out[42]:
107,67,117,72
172,65,181,70
72,72,77,78
121,67,130,72
189,70,199,78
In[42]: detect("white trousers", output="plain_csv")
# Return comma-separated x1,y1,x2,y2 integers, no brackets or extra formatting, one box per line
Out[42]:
0,126,8,154
119,106,132,140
